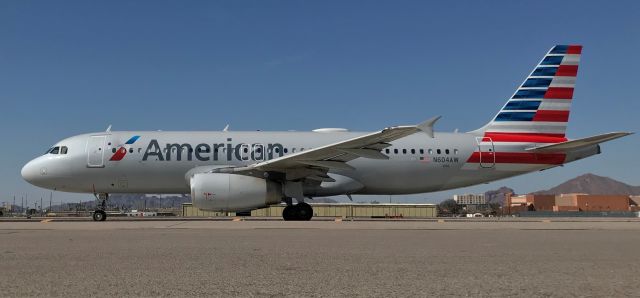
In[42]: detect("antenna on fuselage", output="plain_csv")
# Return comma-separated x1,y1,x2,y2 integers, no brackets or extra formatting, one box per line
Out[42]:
105,125,112,132
223,124,230,132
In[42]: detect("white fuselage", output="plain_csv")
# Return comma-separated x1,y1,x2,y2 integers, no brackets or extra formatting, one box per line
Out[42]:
20,130,599,197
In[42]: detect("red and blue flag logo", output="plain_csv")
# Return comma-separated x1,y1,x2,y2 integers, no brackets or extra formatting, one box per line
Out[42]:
109,135,140,161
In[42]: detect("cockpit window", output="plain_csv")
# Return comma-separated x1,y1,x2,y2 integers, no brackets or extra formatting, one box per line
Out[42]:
44,146,68,155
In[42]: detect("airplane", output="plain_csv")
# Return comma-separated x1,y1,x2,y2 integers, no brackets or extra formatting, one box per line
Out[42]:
21,45,632,221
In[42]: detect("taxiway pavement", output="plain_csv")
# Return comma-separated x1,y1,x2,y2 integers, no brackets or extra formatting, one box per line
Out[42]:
1,219,639,297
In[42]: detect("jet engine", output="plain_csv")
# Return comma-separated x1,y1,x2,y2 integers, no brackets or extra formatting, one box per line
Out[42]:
190,173,282,211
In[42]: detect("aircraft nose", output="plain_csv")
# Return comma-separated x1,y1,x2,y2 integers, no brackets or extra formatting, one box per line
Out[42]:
21,159,41,184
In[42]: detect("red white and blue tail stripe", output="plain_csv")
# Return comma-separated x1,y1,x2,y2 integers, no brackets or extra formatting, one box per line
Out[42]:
478,45,581,139
465,45,582,169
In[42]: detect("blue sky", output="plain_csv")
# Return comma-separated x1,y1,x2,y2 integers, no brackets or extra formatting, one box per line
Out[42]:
1,0,638,204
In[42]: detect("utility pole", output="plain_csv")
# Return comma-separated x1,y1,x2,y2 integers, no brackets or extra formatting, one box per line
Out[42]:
49,192,52,212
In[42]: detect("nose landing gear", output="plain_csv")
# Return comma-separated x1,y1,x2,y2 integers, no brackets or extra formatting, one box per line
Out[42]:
92,193,108,222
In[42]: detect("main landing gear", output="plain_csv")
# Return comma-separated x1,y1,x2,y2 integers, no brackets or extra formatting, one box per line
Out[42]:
92,193,108,222
282,200,313,221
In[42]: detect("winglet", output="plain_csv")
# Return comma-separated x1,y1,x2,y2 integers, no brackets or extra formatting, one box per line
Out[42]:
417,116,441,138
223,124,229,132
105,125,112,132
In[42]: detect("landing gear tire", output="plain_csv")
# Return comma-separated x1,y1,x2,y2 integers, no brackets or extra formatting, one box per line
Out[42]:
93,193,109,222
283,205,295,221
282,203,313,221
296,202,313,221
93,210,107,222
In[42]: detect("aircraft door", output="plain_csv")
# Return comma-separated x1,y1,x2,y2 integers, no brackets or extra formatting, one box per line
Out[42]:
87,135,107,168
475,137,495,168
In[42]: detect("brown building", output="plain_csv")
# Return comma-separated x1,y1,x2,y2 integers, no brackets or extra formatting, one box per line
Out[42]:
559,194,630,212
507,194,556,212
506,193,634,214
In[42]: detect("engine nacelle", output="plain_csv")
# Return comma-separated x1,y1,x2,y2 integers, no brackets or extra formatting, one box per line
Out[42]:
190,173,282,212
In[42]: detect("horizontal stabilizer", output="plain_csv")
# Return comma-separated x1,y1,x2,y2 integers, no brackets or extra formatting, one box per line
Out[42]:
525,132,632,153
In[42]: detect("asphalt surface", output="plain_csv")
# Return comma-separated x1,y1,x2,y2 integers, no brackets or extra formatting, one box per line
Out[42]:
1,220,640,297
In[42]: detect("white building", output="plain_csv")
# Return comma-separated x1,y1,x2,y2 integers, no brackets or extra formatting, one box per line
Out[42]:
453,194,487,205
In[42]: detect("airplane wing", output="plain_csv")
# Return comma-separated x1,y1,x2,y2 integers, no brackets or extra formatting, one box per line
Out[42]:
525,132,632,153
233,117,440,180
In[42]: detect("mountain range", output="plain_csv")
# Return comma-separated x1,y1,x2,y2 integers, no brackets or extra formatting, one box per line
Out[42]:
533,173,640,195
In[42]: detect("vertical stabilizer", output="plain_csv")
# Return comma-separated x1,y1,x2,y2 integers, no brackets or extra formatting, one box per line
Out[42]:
474,45,582,139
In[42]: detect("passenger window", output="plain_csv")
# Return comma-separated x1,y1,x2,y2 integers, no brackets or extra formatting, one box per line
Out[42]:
50,147,60,154
394,149,398,154
243,147,249,153
292,148,296,153
411,149,415,154
445,149,450,154
428,149,433,155
420,149,424,154
454,149,459,154
112,148,117,153
275,148,280,153
385,149,390,154
437,149,441,154
402,149,407,154
284,148,288,153
60,146,68,154
129,148,134,153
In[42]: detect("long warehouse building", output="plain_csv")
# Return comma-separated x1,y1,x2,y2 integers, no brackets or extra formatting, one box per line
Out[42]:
182,203,437,218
